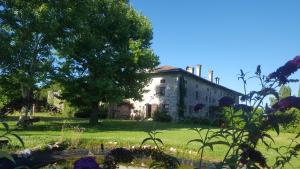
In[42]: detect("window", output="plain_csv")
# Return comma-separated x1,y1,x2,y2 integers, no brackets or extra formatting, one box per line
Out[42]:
160,79,166,83
159,87,165,96
206,96,208,102
162,104,169,111
196,84,198,88
195,91,199,100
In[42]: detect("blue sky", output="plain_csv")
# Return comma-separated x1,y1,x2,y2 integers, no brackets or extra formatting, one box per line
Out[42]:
130,0,300,97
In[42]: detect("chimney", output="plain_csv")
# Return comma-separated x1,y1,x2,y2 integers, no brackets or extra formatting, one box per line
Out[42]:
215,77,220,84
186,66,194,74
195,64,202,77
208,69,214,82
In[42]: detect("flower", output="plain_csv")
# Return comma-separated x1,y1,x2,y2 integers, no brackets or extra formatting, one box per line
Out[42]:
272,96,300,111
218,96,234,107
267,56,300,84
74,157,101,169
194,103,205,112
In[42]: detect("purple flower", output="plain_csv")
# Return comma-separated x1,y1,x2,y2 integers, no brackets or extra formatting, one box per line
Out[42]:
74,157,101,169
194,103,205,112
268,56,300,84
219,96,234,107
272,96,300,111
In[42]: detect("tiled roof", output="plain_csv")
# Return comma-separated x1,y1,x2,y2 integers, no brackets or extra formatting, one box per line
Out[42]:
153,65,242,95
154,65,181,72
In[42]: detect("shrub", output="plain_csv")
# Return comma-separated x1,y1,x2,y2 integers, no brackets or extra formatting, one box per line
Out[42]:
153,110,172,122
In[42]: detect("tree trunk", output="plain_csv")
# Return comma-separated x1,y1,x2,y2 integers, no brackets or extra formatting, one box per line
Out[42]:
89,103,99,125
20,84,33,118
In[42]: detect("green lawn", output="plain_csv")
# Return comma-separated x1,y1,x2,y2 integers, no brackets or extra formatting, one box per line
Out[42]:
2,113,299,168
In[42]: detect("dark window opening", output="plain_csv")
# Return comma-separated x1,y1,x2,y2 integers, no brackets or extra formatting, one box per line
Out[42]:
160,79,166,83
159,87,165,96
162,104,169,111
196,91,199,100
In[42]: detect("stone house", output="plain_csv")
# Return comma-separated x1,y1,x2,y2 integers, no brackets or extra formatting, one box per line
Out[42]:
130,65,241,121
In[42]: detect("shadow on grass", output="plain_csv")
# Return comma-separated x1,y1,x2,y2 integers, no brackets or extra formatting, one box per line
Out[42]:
3,115,216,133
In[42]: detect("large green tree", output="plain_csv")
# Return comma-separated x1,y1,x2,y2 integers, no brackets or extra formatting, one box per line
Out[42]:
0,1,55,116
279,85,291,100
53,0,159,124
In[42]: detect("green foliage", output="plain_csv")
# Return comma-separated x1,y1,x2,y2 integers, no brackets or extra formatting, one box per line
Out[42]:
140,131,180,168
153,110,172,122
0,87,9,109
141,131,164,151
0,120,24,166
269,96,277,106
186,65,300,169
0,1,55,106
188,128,229,169
279,85,292,99
51,0,159,124
298,84,300,97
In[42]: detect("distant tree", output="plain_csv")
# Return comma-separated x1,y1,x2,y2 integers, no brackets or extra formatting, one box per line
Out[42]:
279,85,292,100
298,84,300,97
0,1,55,117
269,96,277,106
53,0,159,124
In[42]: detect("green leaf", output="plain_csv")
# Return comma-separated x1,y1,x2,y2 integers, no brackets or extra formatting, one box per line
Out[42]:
206,143,214,151
273,123,280,135
154,138,164,145
141,138,152,145
0,151,15,163
187,139,204,145
10,133,24,148
1,122,9,132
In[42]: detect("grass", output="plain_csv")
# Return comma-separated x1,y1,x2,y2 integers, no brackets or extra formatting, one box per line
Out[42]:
2,112,300,168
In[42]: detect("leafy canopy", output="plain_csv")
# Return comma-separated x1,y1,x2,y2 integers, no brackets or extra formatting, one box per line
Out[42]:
51,0,159,116
0,1,55,103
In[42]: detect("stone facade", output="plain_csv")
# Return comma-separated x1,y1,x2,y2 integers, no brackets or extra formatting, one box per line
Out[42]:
130,65,241,121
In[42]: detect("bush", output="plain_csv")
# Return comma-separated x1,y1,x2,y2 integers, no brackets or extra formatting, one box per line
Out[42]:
153,110,172,122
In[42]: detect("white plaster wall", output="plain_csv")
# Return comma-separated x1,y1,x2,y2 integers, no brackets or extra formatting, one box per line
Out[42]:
131,73,239,121
130,74,179,120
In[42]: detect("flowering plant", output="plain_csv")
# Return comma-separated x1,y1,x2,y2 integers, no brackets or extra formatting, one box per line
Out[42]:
189,56,300,169
74,157,101,169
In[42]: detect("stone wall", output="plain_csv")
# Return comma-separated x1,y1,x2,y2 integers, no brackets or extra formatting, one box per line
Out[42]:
130,72,240,121
130,74,180,120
